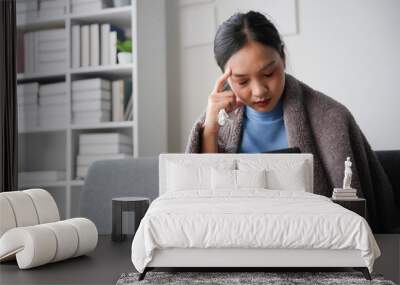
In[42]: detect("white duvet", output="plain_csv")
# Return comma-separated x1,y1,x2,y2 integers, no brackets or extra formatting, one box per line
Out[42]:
131,190,380,273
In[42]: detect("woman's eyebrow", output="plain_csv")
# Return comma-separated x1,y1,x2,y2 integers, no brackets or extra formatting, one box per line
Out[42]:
232,60,276,77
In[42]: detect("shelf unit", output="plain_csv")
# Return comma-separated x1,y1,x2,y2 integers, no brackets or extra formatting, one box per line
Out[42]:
17,0,167,220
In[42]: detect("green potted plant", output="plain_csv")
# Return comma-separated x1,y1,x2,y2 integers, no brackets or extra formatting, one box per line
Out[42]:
117,39,132,64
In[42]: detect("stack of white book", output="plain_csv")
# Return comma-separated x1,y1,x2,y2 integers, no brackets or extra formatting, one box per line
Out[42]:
24,28,67,74
17,0,67,24
17,83,39,130
76,133,132,178
38,0,67,19
70,0,111,14
16,0,38,24
19,170,66,185
332,188,358,200
72,23,125,68
72,78,111,124
38,82,67,128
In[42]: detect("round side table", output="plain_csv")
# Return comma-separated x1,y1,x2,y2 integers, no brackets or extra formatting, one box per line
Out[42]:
112,197,150,242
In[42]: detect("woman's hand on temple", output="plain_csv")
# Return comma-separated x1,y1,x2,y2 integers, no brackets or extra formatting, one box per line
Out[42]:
204,67,243,133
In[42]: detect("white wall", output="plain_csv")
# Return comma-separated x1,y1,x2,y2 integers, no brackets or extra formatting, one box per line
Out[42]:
166,0,400,152
284,0,400,150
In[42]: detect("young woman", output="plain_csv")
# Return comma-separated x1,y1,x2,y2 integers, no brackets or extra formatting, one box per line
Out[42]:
185,11,399,233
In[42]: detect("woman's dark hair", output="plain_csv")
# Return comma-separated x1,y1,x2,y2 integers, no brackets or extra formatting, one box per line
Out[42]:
214,11,285,71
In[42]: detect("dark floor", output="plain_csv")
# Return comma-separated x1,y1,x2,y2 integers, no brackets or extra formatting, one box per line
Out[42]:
1,234,398,285
0,235,134,285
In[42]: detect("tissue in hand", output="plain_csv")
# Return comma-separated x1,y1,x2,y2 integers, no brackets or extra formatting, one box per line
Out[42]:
218,109,232,126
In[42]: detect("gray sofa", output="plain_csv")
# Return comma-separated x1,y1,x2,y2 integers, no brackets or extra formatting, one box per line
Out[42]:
80,151,400,235
80,157,158,234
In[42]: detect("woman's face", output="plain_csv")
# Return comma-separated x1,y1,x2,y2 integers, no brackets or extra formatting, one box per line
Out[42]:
225,41,286,112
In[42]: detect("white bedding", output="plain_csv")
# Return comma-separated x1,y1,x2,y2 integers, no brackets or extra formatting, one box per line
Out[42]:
131,190,380,273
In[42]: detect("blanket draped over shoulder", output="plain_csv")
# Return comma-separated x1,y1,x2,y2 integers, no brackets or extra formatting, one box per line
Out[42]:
185,73,400,233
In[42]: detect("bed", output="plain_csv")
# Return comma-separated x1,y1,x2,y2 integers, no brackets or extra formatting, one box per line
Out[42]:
131,153,380,280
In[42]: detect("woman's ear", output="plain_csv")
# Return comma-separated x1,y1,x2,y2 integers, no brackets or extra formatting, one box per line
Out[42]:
281,44,286,69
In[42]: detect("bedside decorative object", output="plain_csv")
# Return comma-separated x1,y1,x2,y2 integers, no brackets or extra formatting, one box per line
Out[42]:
332,157,358,199
331,198,367,219
343,157,353,189
112,197,150,242
332,187,358,199
331,157,366,217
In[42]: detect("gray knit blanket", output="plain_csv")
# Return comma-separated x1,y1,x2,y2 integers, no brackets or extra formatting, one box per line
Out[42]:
185,73,400,233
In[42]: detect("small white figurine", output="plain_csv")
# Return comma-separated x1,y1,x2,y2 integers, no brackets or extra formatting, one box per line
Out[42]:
342,157,353,189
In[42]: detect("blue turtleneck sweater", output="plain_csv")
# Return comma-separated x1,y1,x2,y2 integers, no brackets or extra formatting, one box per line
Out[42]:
239,99,288,153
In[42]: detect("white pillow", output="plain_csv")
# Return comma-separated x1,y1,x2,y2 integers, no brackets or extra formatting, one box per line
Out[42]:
236,169,267,189
167,159,235,191
210,168,236,190
237,159,308,192
267,161,307,191
211,168,267,190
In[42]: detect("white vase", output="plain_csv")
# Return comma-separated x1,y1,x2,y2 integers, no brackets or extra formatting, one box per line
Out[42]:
117,52,132,64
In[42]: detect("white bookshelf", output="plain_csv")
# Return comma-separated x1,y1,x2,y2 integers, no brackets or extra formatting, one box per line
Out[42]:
70,64,133,76
17,0,167,220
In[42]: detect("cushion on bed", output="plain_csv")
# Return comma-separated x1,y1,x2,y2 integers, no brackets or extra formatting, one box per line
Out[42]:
211,168,267,190
237,159,309,191
210,168,236,190
237,169,267,189
166,159,235,191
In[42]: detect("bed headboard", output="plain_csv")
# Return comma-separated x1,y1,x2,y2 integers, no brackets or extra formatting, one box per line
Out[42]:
159,153,314,195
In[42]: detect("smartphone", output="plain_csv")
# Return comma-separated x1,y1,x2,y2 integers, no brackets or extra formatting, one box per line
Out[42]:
262,147,301,154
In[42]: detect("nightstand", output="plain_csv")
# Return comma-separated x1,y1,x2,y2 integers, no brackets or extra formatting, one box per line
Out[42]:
112,197,150,242
331,198,366,218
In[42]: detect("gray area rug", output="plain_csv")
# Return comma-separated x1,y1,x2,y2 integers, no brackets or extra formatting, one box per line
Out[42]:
116,271,396,285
